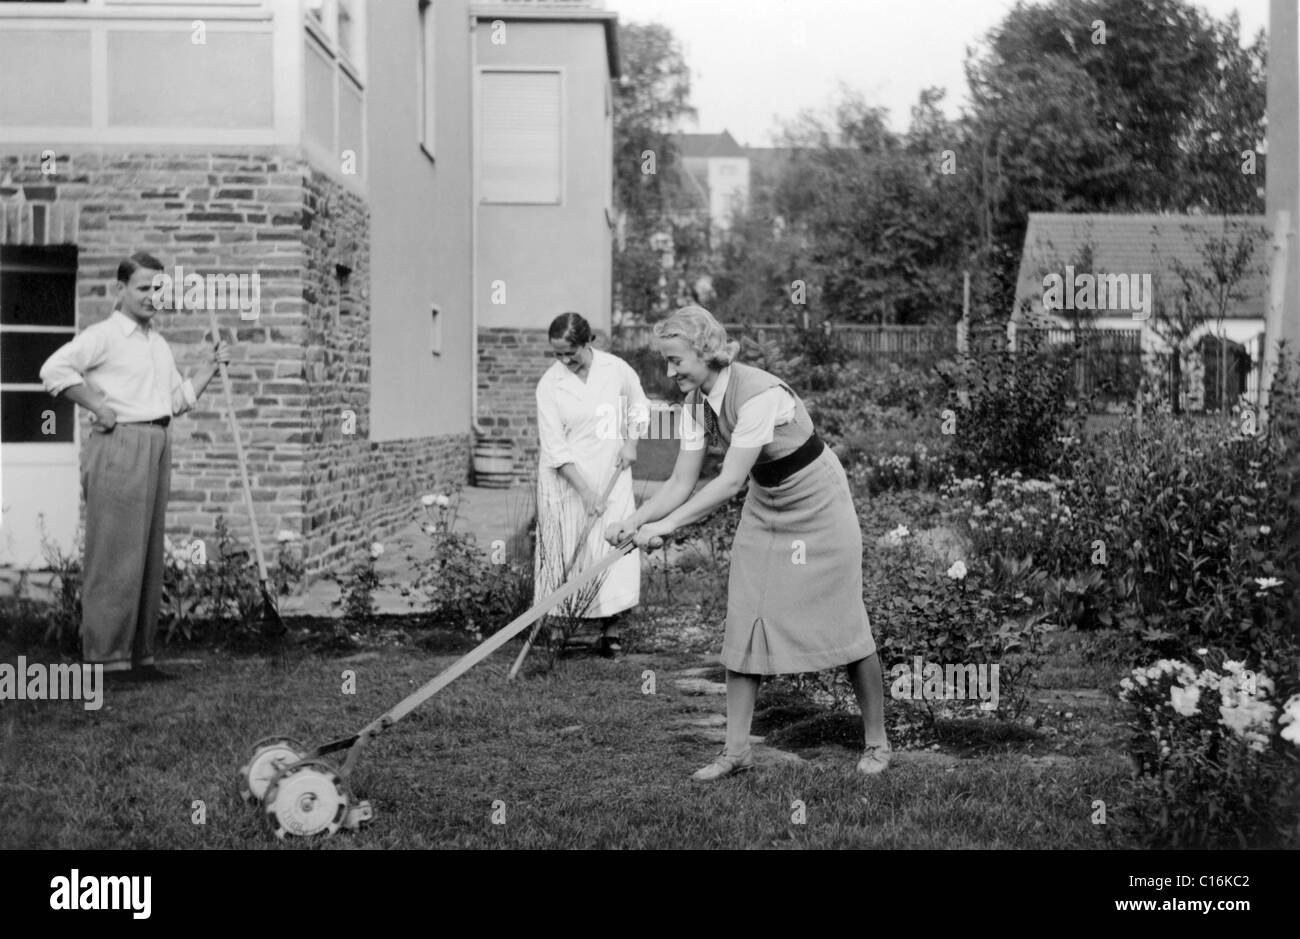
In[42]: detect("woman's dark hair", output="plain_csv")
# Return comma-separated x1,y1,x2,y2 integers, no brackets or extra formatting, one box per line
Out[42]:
548,312,594,346
117,251,165,285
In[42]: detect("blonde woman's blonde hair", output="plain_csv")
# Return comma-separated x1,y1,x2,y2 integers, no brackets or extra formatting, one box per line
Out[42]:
652,305,740,369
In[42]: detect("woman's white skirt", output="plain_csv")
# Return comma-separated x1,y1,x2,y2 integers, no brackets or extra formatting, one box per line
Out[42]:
534,465,640,618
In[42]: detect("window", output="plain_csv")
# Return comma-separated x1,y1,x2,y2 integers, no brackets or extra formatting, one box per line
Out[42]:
479,69,561,205
419,0,434,158
0,245,77,444
337,0,360,69
304,0,364,78
429,304,442,356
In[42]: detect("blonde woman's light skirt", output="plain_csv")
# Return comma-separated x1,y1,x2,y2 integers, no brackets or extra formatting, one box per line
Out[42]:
721,446,876,674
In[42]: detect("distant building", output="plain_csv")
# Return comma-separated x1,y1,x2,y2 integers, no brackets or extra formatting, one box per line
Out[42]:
1015,212,1270,410
674,131,750,232
0,0,618,571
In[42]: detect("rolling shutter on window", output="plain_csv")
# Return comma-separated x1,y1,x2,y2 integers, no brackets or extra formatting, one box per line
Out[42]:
480,70,561,204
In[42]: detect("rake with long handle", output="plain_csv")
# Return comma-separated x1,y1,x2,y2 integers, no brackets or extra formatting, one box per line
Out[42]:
507,462,622,680
206,308,283,634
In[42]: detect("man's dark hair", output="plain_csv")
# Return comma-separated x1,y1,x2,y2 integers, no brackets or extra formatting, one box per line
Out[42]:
548,311,594,346
116,251,165,285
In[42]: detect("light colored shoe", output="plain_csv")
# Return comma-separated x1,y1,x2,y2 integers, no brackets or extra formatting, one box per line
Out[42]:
691,748,754,781
857,744,892,775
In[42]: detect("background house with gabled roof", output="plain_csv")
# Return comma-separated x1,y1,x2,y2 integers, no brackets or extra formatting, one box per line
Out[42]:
1014,212,1270,410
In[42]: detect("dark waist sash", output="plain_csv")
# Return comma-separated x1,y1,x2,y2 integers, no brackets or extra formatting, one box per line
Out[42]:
750,433,825,487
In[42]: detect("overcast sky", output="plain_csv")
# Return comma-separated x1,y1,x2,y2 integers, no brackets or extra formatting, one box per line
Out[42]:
606,0,1270,146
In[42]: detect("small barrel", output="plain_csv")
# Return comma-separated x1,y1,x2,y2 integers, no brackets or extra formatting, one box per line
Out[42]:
473,440,514,488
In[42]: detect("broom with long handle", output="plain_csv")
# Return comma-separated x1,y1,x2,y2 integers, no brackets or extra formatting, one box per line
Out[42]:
207,308,283,634
507,460,622,680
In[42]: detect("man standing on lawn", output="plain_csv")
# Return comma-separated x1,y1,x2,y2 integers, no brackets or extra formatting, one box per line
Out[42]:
39,251,230,681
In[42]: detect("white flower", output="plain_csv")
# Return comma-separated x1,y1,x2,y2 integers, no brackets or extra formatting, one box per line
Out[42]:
1170,684,1201,717
370,542,385,559
946,560,968,581
1195,647,1208,656
1219,697,1276,751
891,525,910,539
1259,525,1271,535
276,529,300,543
434,494,451,508
1254,577,1282,592
422,524,437,536
1280,694,1300,747
421,494,437,507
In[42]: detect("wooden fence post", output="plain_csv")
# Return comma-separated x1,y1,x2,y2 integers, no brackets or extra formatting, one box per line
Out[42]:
1259,210,1292,432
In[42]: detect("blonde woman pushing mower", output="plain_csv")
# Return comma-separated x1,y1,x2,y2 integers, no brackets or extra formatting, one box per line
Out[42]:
606,306,890,781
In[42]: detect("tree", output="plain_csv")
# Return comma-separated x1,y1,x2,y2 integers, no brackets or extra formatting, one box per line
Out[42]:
965,0,1268,310
613,22,695,222
712,89,979,325
611,21,699,323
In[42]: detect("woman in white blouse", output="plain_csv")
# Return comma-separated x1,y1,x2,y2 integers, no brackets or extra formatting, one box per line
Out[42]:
535,313,649,656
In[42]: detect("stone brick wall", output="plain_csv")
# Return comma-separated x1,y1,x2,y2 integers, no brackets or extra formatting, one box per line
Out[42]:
296,168,470,573
476,327,551,482
0,149,470,578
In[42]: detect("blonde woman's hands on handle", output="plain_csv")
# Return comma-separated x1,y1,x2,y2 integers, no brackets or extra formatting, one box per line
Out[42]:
633,521,671,550
605,518,637,546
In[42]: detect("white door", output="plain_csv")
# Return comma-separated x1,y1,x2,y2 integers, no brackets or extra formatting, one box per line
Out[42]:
0,245,80,570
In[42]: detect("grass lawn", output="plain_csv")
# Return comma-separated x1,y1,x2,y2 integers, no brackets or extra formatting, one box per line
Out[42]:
0,619,1137,849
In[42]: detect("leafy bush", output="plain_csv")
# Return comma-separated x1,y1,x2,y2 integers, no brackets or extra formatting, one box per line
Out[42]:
942,472,1083,578
939,332,1088,478
335,542,384,636
1068,415,1296,661
407,490,534,641
1119,655,1300,848
851,442,952,494
40,525,83,655
870,541,1051,721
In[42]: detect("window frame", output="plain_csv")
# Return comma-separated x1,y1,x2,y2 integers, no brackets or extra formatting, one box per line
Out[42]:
476,66,565,207
418,0,435,163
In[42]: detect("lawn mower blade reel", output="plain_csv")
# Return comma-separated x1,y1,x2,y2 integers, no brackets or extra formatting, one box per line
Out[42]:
239,735,308,803
264,759,372,839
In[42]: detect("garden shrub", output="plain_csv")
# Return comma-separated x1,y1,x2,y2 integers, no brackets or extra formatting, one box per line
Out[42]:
39,526,83,655
335,542,384,638
1119,655,1300,848
1068,415,1297,663
869,540,1051,721
942,472,1083,579
161,515,303,641
939,332,1089,478
407,489,533,640
851,442,952,494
